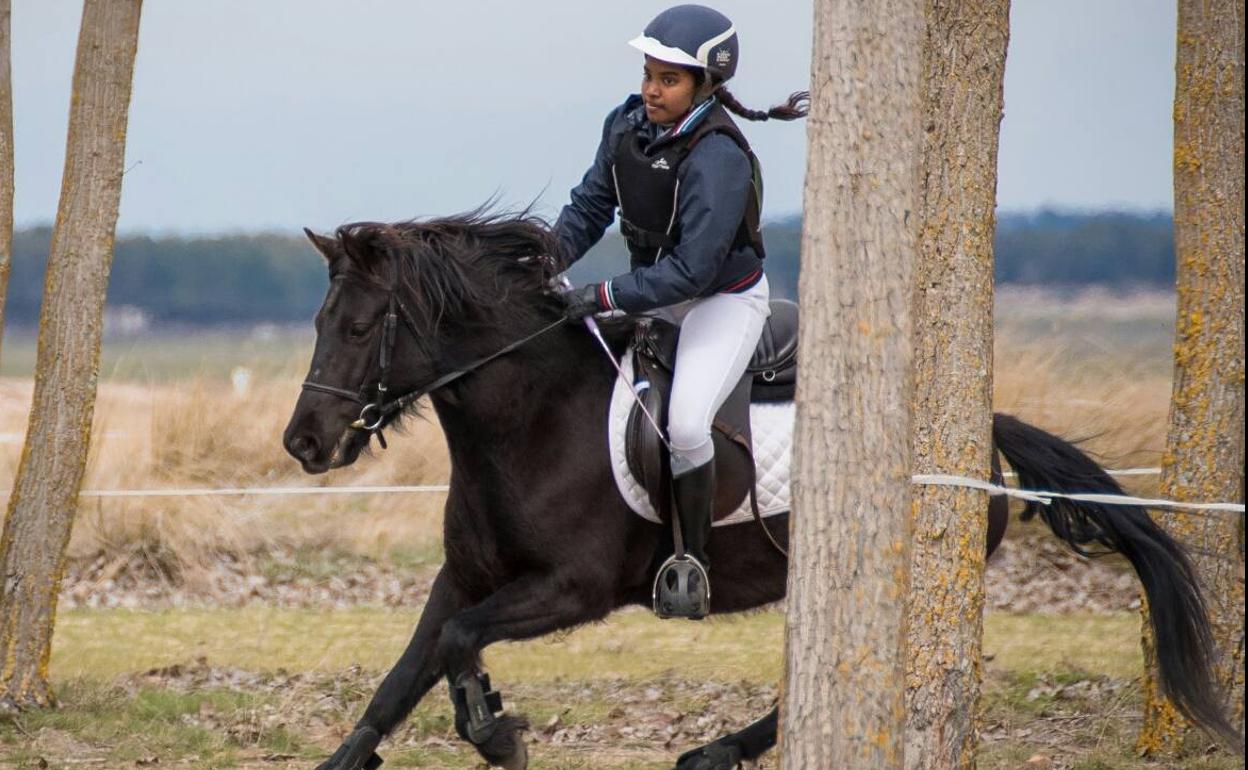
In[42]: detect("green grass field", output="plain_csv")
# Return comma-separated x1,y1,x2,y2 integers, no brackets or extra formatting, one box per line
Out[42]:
49,608,1146,683
2,608,1240,770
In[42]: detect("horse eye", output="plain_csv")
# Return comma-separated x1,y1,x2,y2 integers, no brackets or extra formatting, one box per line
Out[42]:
348,322,370,339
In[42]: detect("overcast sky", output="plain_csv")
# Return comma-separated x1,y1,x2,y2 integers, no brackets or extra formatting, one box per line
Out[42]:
12,0,1177,234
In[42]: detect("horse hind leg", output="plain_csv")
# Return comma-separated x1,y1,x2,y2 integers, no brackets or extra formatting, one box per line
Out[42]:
675,705,778,769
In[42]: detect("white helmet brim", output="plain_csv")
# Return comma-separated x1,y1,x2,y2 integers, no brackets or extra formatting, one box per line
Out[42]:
628,34,704,69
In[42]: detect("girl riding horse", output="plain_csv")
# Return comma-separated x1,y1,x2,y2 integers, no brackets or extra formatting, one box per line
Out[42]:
555,4,808,619
284,5,1237,769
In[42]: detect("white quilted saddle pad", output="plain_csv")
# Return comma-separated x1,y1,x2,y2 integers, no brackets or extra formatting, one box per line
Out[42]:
608,347,793,526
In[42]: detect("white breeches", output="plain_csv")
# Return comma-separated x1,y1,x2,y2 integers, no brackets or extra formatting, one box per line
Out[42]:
648,275,771,475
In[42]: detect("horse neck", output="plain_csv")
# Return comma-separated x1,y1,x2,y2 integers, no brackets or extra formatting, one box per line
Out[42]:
429,321,614,461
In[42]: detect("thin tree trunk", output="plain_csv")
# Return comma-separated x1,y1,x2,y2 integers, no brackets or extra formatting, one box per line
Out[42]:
781,1,924,766
906,2,1009,769
0,0,14,363
1137,0,1245,755
0,0,142,711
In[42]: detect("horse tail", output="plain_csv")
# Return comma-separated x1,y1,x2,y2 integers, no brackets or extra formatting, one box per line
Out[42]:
991,412,1240,747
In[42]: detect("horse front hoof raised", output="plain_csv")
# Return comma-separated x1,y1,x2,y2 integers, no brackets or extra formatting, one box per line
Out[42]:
674,741,743,770
314,725,383,770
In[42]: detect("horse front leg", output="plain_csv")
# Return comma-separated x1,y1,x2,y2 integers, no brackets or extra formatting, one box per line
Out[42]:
436,570,614,770
315,566,468,770
675,705,778,770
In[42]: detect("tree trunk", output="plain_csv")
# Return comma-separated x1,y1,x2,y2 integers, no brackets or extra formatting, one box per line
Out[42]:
1137,0,1245,755
781,1,924,767
906,2,1009,769
0,0,142,711
0,0,14,363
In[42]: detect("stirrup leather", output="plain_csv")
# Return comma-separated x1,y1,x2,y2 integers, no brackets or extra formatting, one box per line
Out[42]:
652,554,711,619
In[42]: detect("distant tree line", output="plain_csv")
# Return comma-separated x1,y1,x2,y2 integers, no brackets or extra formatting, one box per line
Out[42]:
4,210,1174,327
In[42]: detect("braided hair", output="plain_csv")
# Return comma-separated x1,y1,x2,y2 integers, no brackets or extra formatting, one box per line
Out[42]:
717,86,809,122
690,69,810,122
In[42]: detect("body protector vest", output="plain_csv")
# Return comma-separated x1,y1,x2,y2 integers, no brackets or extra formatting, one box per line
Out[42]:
611,102,765,266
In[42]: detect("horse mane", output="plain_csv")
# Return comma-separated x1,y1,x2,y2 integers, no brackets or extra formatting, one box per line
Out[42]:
331,206,564,333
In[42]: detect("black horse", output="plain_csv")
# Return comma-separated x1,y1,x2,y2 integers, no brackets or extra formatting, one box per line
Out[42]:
283,212,1234,770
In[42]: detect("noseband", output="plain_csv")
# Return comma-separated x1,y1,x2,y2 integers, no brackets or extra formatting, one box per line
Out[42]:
301,277,566,447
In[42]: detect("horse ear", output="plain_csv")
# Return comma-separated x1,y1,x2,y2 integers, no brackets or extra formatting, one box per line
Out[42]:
303,228,338,263
338,228,391,279
338,229,375,270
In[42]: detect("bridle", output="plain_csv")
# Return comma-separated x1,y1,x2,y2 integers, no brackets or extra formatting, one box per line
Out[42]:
301,276,566,448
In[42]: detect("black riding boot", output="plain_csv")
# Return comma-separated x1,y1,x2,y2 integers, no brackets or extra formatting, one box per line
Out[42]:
654,461,715,620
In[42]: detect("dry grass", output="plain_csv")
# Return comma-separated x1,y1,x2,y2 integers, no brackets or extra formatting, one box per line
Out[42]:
0,349,451,591
0,289,1177,589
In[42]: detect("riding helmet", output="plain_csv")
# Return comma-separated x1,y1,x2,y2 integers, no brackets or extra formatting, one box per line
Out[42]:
628,5,739,84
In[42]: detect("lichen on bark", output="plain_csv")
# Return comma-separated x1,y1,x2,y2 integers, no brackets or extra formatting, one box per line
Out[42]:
0,0,143,710
1137,0,1244,756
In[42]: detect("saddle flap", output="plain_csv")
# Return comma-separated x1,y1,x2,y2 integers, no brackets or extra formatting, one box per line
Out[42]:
625,348,671,516
624,335,754,524
609,347,796,528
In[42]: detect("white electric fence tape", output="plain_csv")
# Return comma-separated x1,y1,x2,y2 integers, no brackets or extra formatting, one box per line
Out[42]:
912,473,1245,514
2,469,1240,514
76,485,452,498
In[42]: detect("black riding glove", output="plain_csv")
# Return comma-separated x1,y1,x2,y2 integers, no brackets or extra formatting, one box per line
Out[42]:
557,283,605,320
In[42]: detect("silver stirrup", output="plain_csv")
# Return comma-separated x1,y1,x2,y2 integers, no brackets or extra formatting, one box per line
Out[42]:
652,554,711,620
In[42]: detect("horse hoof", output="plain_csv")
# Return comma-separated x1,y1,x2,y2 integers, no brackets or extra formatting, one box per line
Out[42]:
314,726,383,770
675,742,743,770
499,735,528,770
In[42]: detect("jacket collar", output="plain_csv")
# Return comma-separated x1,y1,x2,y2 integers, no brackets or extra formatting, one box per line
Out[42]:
624,95,719,151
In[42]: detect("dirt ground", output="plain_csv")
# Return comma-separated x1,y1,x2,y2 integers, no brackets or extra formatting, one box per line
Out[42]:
4,658,1237,770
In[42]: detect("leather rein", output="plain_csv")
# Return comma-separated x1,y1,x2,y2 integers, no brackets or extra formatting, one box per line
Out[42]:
301,278,566,448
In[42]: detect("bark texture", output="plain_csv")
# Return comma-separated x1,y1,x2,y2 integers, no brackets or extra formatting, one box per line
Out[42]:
781,1,924,767
906,2,1009,769
0,0,13,362
1137,0,1245,756
0,0,142,711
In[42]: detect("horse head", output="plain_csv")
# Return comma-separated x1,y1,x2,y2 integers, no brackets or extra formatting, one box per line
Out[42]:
283,212,562,474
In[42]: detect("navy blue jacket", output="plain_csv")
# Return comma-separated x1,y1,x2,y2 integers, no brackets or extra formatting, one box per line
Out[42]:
553,95,764,314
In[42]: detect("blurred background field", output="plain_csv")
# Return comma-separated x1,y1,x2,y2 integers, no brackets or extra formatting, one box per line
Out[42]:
0,286,1175,597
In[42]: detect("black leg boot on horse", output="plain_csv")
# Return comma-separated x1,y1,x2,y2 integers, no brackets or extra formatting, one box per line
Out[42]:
654,461,715,619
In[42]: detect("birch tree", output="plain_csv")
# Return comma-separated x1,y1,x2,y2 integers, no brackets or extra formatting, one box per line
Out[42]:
0,0,143,711
782,0,924,766
906,2,1009,768
1137,0,1244,755
0,0,14,361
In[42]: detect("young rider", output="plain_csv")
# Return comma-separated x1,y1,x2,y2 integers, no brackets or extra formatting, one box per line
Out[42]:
554,4,807,619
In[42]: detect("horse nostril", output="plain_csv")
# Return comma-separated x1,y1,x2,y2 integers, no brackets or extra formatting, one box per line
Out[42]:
287,434,320,461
